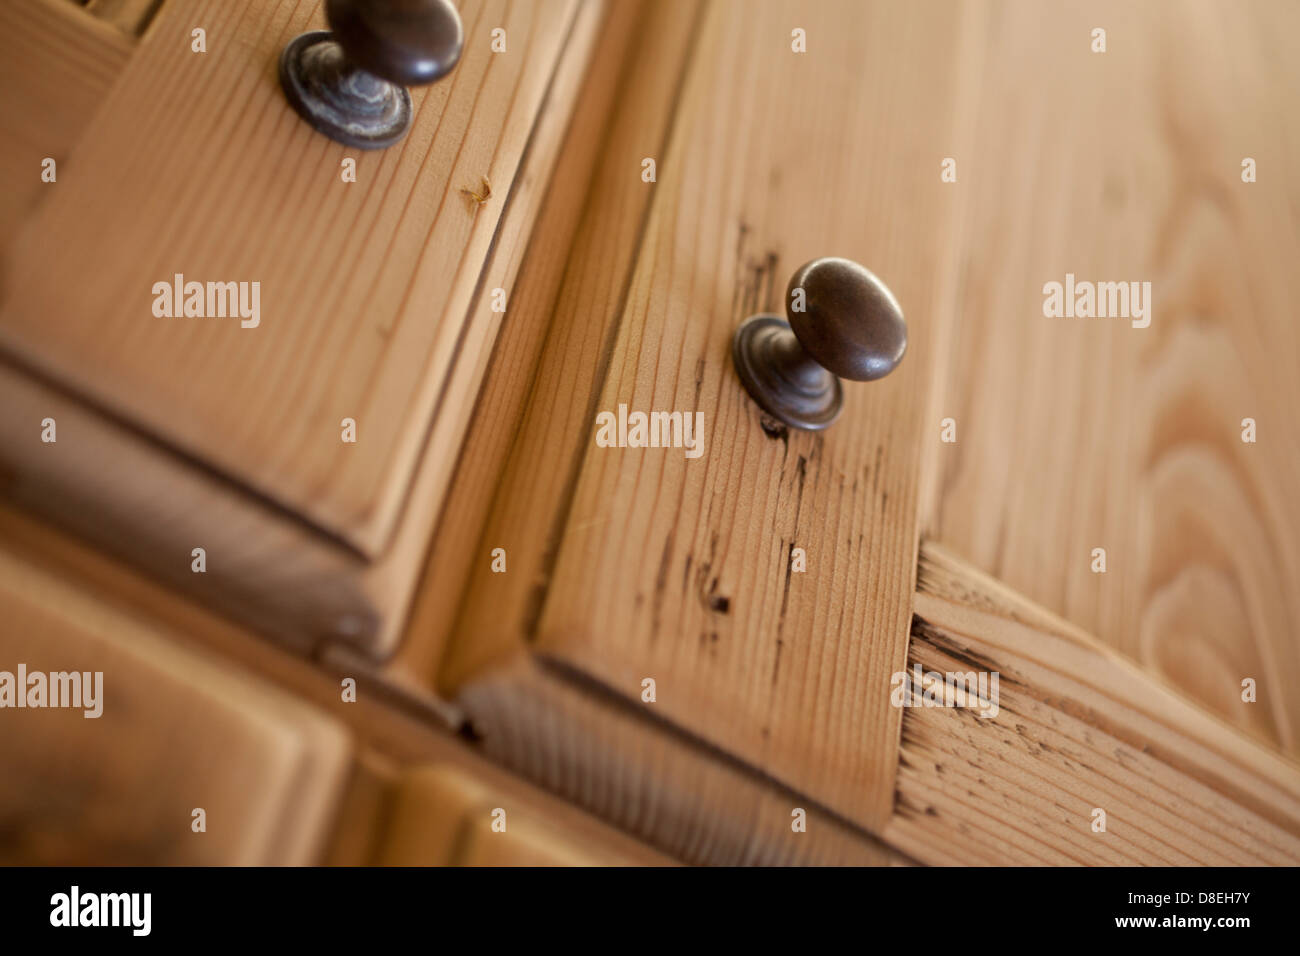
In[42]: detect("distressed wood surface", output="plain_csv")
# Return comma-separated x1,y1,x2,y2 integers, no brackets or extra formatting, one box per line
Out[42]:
6,0,1296,870
924,0,1300,755
368,0,910,864
353,1,903,865
884,542,1300,865
442,0,964,838
0,0,579,557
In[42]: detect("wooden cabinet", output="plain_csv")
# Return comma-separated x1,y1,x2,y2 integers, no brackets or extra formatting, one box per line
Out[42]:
2,0,1299,867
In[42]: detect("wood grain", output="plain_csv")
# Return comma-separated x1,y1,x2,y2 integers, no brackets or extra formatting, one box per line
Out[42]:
0,0,132,256
0,0,579,557
346,0,610,659
923,0,1300,754
0,0,604,656
348,1,907,865
442,0,965,838
345,3,903,865
884,542,1300,865
371,0,700,691
0,532,353,865
455,654,911,865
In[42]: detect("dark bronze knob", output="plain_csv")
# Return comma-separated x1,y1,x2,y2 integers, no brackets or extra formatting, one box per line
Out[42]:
731,257,906,430
279,0,464,150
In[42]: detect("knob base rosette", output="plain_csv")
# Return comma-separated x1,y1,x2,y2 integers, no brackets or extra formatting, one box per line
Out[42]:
732,315,844,431
279,31,412,150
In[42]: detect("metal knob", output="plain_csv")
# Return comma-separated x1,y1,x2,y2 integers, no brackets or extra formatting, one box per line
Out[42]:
279,0,464,150
731,257,906,430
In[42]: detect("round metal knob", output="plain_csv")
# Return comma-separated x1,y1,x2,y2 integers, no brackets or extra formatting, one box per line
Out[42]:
279,0,464,150
731,257,907,430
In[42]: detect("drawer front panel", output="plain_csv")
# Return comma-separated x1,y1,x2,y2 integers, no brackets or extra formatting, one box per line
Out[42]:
0,0,580,556
444,0,963,837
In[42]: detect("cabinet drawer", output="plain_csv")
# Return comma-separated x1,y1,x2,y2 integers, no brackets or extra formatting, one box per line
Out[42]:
374,0,964,859
0,535,351,865
0,0,600,655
